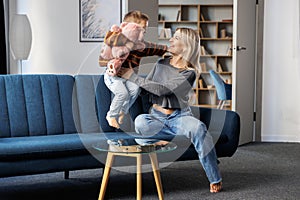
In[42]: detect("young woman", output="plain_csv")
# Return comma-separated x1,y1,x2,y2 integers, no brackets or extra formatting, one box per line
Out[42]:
119,28,222,193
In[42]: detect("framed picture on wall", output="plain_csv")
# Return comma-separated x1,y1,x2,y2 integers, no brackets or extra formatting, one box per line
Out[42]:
79,0,122,42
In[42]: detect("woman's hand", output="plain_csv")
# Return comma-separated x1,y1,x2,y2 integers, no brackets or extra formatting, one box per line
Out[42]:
117,66,134,80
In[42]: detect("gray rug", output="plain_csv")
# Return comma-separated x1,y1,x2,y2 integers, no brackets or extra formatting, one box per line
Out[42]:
0,142,299,200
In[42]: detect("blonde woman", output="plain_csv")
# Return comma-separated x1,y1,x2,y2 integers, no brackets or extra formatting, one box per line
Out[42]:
119,28,222,193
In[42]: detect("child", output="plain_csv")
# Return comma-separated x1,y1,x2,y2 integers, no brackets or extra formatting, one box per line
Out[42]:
101,21,146,76
99,10,168,129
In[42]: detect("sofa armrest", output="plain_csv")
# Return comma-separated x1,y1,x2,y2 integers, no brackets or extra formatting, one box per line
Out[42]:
190,106,241,157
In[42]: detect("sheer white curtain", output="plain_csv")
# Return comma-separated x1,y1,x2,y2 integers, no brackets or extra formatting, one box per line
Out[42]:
262,0,300,142
297,0,300,67
294,0,300,78
3,0,10,73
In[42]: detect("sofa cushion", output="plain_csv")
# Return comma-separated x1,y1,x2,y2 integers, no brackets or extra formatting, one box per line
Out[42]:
0,133,107,161
0,75,77,138
73,75,102,133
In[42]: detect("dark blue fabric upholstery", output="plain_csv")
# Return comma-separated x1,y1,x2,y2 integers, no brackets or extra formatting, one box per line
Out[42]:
0,76,10,137
0,75,77,138
73,75,102,133
22,75,47,136
4,75,29,137
0,74,104,178
0,155,103,178
0,133,105,160
94,75,115,132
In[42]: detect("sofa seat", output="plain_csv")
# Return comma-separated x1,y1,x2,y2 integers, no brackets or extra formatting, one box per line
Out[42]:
0,133,107,161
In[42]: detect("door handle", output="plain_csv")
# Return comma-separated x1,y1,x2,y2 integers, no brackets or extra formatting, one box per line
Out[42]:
236,46,247,51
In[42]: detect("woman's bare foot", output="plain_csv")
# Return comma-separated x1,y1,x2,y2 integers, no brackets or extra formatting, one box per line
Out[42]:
106,116,120,129
155,140,169,146
118,112,125,124
210,182,222,193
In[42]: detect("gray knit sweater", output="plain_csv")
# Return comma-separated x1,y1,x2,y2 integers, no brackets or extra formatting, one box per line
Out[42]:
129,57,196,109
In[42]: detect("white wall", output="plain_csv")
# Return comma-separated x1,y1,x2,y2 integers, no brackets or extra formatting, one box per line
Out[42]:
11,0,104,75
11,0,159,75
262,0,300,142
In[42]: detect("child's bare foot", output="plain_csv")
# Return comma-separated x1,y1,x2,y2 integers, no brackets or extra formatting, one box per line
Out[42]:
118,112,125,124
210,182,222,193
106,116,120,129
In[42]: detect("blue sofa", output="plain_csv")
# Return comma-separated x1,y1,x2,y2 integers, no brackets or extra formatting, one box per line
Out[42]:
0,74,240,178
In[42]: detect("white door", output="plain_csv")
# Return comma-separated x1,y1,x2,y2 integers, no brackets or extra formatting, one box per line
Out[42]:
232,0,257,145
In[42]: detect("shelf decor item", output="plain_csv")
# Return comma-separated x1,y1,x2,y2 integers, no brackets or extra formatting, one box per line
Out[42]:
199,79,204,89
221,29,227,38
159,28,172,39
227,44,233,56
199,27,204,38
217,63,223,72
176,10,181,21
200,13,206,21
200,62,207,72
201,46,207,55
222,19,233,22
9,14,32,74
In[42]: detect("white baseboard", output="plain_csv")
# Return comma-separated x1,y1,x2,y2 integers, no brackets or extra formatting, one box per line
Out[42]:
262,135,300,143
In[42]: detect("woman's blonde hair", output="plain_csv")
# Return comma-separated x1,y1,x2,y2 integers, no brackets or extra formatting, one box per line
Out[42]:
176,28,201,74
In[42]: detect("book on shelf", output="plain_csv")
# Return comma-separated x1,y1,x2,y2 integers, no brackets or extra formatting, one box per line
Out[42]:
199,79,204,89
217,63,223,72
200,13,205,21
159,29,165,39
201,46,206,55
226,44,232,56
158,14,162,21
222,19,233,22
176,10,181,21
159,28,172,39
200,62,207,72
165,28,172,38
199,27,204,38
220,29,226,38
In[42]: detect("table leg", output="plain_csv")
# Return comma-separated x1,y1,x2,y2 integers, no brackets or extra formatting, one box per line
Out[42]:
136,154,142,200
98,152,114,200
149,153,164,200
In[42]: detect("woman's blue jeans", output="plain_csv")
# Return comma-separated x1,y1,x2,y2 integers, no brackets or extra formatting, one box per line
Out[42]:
134,106,222,184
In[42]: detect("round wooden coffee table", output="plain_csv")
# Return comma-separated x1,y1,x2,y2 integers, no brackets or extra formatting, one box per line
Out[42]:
94,140,177,200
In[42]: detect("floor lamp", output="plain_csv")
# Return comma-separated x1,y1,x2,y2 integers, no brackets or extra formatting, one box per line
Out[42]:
9,14,32,74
